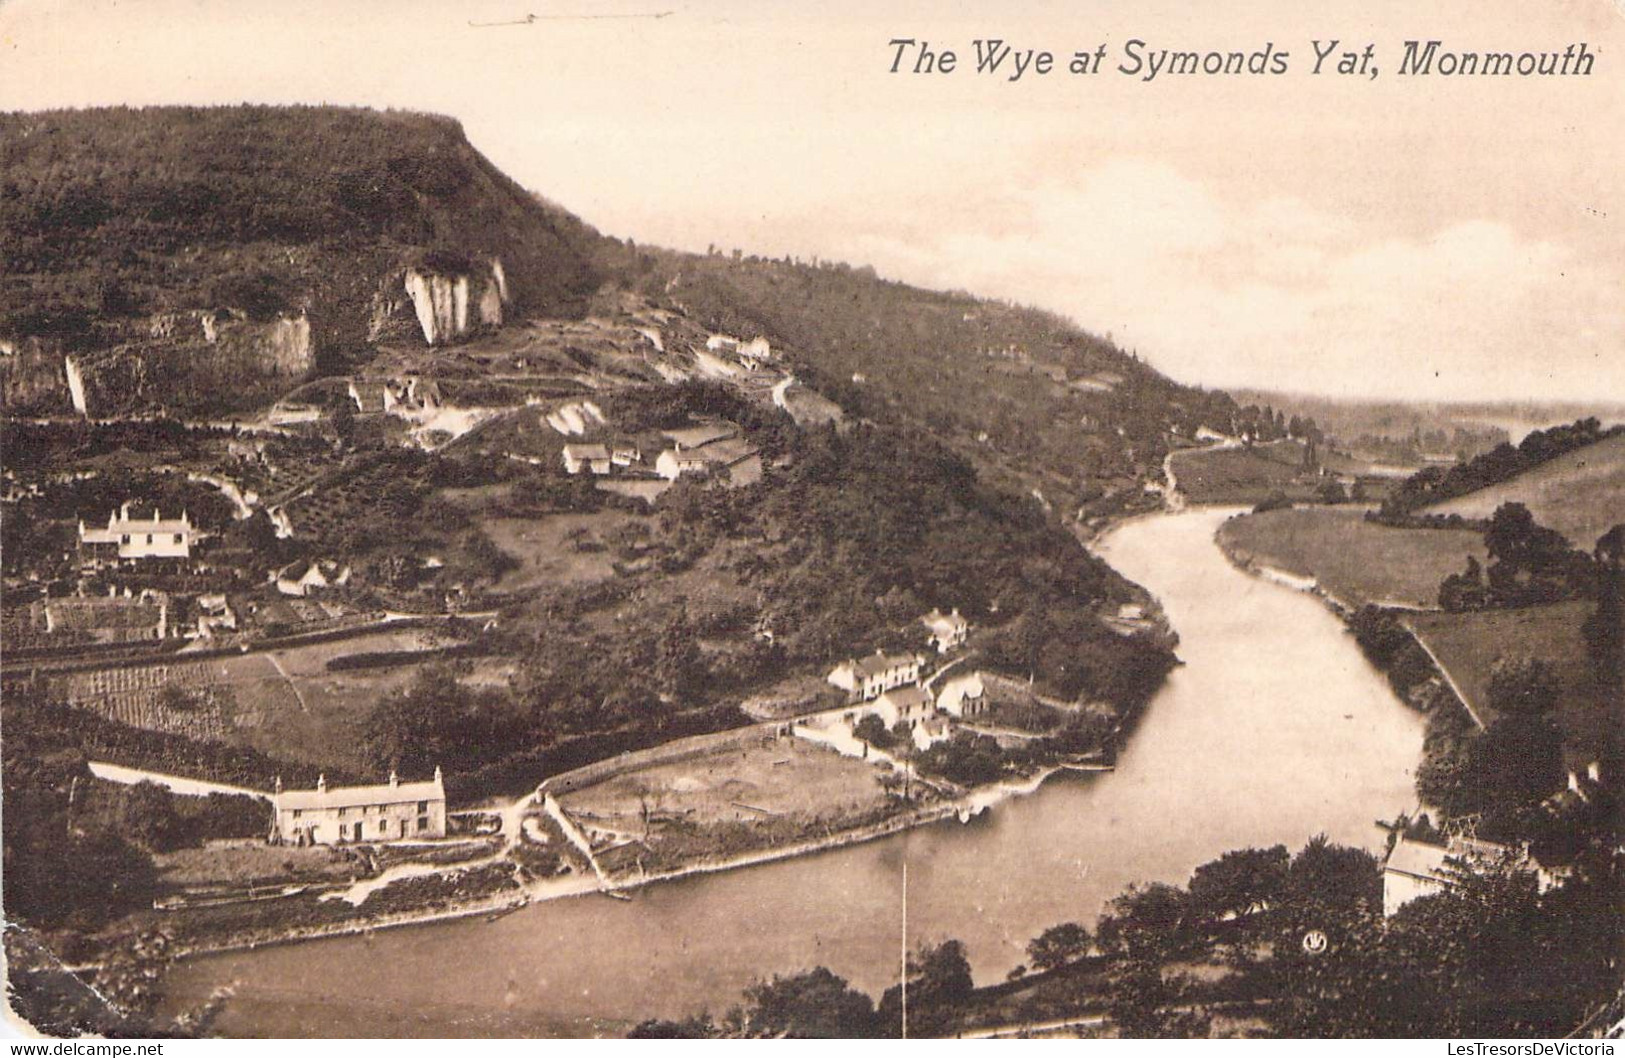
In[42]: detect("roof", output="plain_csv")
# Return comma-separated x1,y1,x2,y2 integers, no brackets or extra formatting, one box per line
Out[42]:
852,652,918,678
689,438,757,465
563,443,611,460
880,685,933,708
276,775,444,812
1385,835,1516,884
1384,838,1451,882
921,608,967,631
663,423,737,449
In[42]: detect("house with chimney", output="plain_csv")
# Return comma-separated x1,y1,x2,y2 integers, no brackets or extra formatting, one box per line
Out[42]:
79,502,195,560
828,650,923,703
271,768,447,846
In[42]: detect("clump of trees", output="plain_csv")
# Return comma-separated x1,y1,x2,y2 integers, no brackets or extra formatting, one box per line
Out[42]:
1381,418,1622,520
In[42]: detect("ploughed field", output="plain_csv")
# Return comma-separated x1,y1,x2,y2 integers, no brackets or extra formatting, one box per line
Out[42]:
56,629,450,773
1216,507,1485,609
1424,432,1625,551
1406,601,1618,766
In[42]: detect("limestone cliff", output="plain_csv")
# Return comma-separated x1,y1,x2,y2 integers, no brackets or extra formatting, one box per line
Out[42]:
2,106,605,416
403,257,510,346
63,311,315,417
0,337,73,415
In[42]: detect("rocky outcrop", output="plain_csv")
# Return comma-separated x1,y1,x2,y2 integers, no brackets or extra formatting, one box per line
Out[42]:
403,257,510,346
0,336,73,414
62,311,315,417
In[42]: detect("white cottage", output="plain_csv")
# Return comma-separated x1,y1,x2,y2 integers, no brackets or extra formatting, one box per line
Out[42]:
271,769,447,846
79,503,195,560
828,650,922,702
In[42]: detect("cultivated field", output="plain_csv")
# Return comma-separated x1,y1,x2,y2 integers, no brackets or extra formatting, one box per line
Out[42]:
57,629,451,772
561,735,891,833
1218,507,1485,609
1425,432,1625,549
1406,601,1618,767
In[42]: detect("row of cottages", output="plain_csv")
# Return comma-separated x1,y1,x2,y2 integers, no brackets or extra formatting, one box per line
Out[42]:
828,650,923,703
271,769,447,846
561,442,642,476
79,503,196,561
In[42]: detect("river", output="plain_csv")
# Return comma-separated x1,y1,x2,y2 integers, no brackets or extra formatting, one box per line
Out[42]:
163,506,1424,1037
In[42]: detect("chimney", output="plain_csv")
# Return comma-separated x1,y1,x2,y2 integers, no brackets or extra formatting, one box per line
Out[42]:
389,769,399,787
316,774,326,793
274,775,283,794
1587,760,1601,783
433,765,443,786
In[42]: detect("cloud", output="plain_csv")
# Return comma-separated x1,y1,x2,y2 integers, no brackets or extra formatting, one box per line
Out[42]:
809,159,1619,402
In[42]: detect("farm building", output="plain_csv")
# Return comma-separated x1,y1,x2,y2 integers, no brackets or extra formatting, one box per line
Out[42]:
271,769,447,846
79,502,195,560
562,443,613,475
654,437,760,484
275,559,352,597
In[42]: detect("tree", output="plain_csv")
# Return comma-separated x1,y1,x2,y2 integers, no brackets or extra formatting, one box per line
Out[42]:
1285,835,1381,909
1095,883,1187,959
741,967,876,1038
1584,525,1624,692
1026,921,1092,972
331,395,356,446
655,616,705,700
117,780,183,853
852,713,893,750
876,940,974,1037
1104,957,1210,1038
1186,844,1288,922
1486,656,1558,717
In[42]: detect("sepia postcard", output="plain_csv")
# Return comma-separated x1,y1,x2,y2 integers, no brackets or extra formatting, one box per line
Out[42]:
0,0,1621,1043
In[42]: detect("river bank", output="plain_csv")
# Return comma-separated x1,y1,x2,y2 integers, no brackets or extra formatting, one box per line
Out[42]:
147,753,1106,969
157,507,1428,1036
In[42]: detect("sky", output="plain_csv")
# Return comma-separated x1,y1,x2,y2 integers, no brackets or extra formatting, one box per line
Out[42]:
2,0,1621,402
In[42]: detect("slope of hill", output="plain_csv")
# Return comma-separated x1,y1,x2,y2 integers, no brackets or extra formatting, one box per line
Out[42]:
0,105,604,416
613,247,1239,516
1424,432,1625,550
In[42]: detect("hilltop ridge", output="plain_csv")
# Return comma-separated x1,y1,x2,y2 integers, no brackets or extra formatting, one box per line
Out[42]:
0,105,604,415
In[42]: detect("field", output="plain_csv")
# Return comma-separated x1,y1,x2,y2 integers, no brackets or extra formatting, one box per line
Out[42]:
483,511,645,592
1406,601,1618,768
56,629,451,773
1218,507,1485,609
560,734,891,833
1425,432,1625,550
1169,441,1318,504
